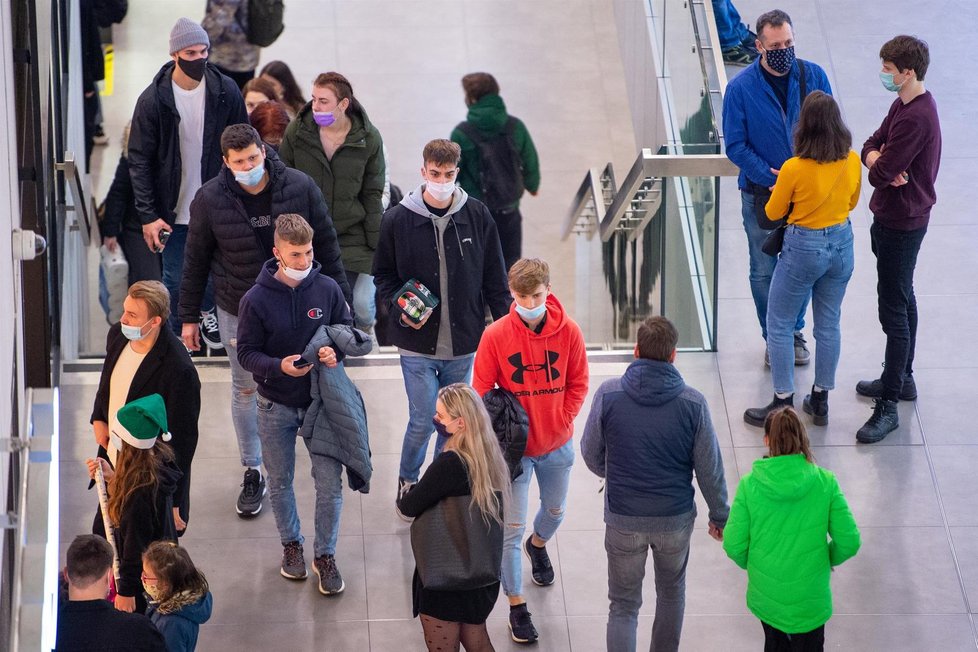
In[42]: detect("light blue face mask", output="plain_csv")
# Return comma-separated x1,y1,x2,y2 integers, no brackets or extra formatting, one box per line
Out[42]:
234,162,266,187
879,71,903,92
515,302,547,321
120,319,151,341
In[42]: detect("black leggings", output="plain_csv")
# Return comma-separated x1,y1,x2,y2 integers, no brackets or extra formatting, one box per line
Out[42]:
762,621,824,651
420,615,494,652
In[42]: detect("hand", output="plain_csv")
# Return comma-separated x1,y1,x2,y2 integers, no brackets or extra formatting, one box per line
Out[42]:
181,322,201,352
103,236,118,252
93,420,109,448
865,150,882,169
173,507,187,532
889,171,909,187
86,457,114,482
318,346,338,368
281,354,313,377
400,312,430,330
114,594,136,612
708,522,724,542
142,219,170,252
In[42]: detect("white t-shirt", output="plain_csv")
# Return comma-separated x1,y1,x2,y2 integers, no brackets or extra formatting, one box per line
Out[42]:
172,78,207,225
107,343,148,464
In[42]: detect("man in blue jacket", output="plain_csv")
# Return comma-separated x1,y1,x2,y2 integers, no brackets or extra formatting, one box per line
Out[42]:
722,9,832,366
236,214,352,597
582,316,729,652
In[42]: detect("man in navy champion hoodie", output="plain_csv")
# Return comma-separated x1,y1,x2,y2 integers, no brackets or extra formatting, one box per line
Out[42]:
236,213,352,596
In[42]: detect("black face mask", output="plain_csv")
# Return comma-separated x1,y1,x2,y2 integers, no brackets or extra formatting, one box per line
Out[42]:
177,56,207,82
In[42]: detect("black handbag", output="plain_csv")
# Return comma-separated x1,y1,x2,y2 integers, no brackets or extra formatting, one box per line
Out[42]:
762,160,850,257
410,495,503,591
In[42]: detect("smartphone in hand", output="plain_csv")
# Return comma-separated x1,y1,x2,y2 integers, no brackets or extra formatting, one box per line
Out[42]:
293,358,314,369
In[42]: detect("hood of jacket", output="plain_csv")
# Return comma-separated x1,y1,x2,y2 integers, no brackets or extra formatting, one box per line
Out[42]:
400,183,469,218
504,293,569,340
749,454,818,502
154,591,213,623
621,359,686,407
256,258,324,292
156,458,183,498
151,60,226,111
466,94,509,134
293,102,375,148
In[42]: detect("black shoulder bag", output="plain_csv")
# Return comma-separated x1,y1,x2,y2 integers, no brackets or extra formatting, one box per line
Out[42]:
762,158,849,257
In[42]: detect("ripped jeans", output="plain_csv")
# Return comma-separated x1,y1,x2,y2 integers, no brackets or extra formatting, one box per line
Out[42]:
501,438,575,597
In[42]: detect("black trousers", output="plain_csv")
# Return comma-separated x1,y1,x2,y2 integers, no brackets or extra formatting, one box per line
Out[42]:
118,226,163,286
490,205,522,273
762,621,824,651
870,221,927,400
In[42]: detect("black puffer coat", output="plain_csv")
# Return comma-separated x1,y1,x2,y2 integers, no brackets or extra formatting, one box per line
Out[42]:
179,148,351,321
127,61,248,226
482,387,528,481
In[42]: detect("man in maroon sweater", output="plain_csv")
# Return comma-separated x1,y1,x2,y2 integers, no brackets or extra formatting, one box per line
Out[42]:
856,35,941,444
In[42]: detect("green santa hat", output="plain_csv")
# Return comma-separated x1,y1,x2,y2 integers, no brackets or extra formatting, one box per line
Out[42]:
112,394,171,449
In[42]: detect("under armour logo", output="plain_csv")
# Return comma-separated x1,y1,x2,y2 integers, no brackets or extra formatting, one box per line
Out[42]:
508,351,561,384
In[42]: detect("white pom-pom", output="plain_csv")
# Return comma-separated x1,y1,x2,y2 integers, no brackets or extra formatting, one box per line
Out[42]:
161,431,172,442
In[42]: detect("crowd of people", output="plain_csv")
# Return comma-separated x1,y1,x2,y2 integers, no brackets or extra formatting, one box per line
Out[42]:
65,2,942,650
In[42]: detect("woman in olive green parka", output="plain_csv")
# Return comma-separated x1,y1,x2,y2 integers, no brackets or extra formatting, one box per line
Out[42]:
723,407,860,649
279,72,385,330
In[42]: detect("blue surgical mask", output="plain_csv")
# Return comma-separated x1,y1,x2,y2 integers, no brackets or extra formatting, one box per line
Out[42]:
234,162,265,187
120,319,151,341
762,45,795,75
879,71,903,92
515,302,547,321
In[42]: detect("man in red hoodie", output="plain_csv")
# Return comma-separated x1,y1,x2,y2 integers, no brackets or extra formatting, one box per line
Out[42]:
472,258,589,644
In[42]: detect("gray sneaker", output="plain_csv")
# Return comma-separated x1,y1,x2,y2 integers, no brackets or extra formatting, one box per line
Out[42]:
281,541,307,580
793,332,811,366
313,554,345,595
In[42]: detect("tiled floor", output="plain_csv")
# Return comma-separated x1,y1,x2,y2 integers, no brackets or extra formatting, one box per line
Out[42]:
63,0,978,650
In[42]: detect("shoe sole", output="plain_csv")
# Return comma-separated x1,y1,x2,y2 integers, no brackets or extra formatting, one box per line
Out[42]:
280,568,307,580
794,357,811,366
523,540,555,587
802,401,828,426
743,413,766,428
855,384,917,401
201,340,225,350
236,485,268,518
313,565,345,596
509,624,538,644
394,505,414,523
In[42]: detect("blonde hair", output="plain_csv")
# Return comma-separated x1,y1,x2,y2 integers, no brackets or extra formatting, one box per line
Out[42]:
128,281,170,323
274,213,314,246
764,407,815,463
438,383,511,523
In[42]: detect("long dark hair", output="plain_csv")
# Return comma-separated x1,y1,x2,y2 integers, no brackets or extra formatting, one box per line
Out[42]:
793,91,851,163
764,408,815,463
107,442,175,526
259,60,306,113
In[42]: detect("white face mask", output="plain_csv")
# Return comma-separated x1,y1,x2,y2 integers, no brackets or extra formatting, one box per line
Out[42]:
426,179,456,202
279,258,312,281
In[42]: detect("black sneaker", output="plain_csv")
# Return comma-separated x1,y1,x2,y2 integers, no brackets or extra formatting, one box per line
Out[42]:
722,43,757,66
803,387,829,426
857,398,899,444
856,375,917,401
313,554,345,595
509,604,539,644
524,536,555,587
395,477,415,522
236,469,266,518
793,332,811,366
281,541,307,580
199,308,224,350
744,394,794,428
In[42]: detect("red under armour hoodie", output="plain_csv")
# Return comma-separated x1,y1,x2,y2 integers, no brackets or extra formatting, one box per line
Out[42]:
473,293,589,457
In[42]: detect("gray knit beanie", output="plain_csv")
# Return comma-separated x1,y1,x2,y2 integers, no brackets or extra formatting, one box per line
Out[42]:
169,17,210,54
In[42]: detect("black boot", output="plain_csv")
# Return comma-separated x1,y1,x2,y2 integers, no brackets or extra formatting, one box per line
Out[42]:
803,387,829,426
855,374,917,401
856,398,899,443
744,394,794,428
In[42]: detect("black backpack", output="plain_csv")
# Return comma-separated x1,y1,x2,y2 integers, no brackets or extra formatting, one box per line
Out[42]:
246,0,285,47
455,117,524,211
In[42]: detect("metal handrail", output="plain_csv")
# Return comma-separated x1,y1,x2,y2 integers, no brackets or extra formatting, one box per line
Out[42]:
54,151,95,247
561,162,616,241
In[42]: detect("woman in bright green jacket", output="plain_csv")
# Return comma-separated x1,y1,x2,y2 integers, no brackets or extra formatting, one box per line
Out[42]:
723,407,860,650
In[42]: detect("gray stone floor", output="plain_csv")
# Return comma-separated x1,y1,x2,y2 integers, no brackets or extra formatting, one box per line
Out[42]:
62,0,978,649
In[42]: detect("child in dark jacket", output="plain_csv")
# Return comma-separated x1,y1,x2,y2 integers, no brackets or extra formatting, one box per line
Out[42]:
87,394,181,615
142,541,213,652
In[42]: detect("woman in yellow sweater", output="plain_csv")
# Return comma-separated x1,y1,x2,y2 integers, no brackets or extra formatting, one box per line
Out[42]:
744,91,861,428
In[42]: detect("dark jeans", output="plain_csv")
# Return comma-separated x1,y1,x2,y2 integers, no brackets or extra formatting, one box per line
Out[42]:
212,64,255,90
490,205,522,273
161,224,214,336
762,622,824,651
870,222,927,401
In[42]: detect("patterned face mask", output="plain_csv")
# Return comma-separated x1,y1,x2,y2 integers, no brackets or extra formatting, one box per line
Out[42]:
763,45,796,74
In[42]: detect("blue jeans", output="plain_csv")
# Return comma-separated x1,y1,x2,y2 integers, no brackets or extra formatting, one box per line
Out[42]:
501,439,575,597
768,221,854,395
346,271,376,331
257,395,344,557
605,522,693,652
217,307,261,468
160,224,214,336
397,355,474,482
741,191,807,339
711,0,750,49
